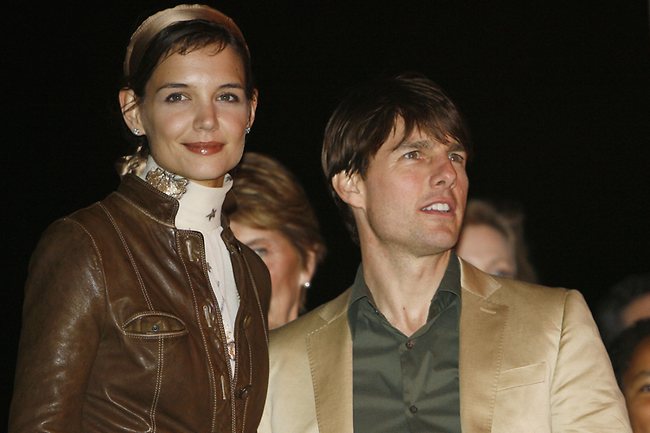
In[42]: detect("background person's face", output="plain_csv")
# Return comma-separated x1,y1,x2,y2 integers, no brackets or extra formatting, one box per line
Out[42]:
623,336,650,433
230,222,313,330
456,224,516,278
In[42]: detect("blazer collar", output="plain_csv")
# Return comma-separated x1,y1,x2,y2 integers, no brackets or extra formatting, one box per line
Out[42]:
307,289,354,433
458,258,508,433
306,260,508,433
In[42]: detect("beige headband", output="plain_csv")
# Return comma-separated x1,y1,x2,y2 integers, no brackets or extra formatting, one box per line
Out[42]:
123,3,247,76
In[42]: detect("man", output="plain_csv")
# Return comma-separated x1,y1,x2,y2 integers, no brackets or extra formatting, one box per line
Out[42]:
259,73,631,432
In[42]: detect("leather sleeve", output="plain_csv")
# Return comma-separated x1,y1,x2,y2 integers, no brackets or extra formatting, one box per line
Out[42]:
9,218,106,433
550,289,632,432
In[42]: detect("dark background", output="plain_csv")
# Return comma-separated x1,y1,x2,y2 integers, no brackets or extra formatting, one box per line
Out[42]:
4,0,650,422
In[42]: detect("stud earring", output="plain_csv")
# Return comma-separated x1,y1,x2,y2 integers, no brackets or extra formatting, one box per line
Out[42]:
133,128,142,136
244,127,251,134
302,281,311,289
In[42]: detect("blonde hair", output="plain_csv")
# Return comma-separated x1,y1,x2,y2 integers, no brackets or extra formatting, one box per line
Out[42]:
462,199,538,283
228,152,326,266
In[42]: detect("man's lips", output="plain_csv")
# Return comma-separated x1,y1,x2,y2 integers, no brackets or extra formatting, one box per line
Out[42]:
184,142,224,155
420,201,453,214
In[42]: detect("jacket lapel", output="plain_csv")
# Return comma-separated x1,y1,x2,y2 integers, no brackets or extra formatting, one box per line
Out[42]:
458,260,508,433
306,290,354,433
303,262,508,433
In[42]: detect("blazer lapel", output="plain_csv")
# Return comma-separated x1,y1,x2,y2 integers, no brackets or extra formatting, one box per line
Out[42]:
458,260,508,433
307,290,354,433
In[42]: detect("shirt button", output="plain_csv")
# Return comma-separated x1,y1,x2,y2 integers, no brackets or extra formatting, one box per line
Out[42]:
405,340,415,349
409,405,418,414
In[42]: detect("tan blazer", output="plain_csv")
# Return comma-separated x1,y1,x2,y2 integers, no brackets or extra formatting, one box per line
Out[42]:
259,260,631,433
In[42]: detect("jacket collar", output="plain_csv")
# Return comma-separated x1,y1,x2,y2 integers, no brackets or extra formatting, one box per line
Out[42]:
306,258,507,433
458,258,507,433
117,174,239,246
307,289,354,433
118,174,180,225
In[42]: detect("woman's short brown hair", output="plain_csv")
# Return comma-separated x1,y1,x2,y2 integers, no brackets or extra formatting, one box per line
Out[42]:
227,152,326,267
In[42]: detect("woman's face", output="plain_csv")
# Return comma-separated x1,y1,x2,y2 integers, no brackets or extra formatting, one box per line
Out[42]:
456,224,516,278
230,222,315,330
121,44,256,187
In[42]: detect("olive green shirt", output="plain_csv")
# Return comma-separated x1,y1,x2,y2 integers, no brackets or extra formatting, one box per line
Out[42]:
349,255,461,433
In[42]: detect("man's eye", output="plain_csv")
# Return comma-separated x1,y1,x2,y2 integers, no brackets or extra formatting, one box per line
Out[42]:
640,384,650,393
448,152,465,163
165,93,187,103
403,151,420,160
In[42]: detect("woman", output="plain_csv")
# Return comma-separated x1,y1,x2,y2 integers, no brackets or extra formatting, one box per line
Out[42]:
227,152,326,329
9,5,270,432
456,198,538,283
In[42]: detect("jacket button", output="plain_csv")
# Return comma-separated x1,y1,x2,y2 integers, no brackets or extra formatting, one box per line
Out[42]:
237,385,252,399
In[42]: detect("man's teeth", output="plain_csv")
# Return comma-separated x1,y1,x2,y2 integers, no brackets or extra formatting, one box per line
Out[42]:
422,203,450,212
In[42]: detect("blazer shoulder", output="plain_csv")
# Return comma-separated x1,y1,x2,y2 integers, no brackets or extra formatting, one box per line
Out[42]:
493,277,577,306
486,276,595,334
269,289,351,349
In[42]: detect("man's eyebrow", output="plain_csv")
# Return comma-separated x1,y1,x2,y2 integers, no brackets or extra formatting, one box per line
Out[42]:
392,138,431,152
447,140,466,152
392,137,466,153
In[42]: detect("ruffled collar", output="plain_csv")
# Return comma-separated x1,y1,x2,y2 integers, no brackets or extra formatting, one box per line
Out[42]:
139,157,232,232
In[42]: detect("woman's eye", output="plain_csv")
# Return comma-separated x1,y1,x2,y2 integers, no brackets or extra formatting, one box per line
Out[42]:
218,93,240,103
165,93,187,103
640,384,650,393
493,269,515,278
253,247,268,258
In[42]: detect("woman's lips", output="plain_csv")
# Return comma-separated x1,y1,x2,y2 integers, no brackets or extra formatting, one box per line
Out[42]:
184,142,224,155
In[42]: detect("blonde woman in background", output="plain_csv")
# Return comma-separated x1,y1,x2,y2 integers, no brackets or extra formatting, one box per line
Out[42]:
228,152,326,329
456,198,538,283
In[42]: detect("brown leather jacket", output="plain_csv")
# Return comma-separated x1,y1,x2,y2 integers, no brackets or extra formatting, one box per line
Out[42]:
9,174,271,433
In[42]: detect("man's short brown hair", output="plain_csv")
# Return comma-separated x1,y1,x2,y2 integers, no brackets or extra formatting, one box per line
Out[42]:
321,72,471,242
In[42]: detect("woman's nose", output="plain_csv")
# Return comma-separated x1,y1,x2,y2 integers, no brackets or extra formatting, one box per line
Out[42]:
194,101,218,131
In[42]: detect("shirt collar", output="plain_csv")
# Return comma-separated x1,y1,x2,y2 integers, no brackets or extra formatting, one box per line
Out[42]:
349,251,462,307
140,156,232,233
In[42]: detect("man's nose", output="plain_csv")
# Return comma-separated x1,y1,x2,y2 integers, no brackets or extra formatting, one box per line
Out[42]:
431,156,458,188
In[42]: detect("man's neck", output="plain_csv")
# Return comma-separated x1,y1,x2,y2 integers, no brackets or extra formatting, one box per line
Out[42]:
360,245,453,336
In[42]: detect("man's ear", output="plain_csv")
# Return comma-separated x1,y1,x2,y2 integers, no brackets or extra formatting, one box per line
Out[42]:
118,88,144,134
332,171,364,208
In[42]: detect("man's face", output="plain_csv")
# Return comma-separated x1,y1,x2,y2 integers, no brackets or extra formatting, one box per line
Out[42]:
349,118,468,257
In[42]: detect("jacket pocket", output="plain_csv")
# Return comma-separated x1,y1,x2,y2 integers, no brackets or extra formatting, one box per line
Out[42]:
497,361,546,391
122,311,188,338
